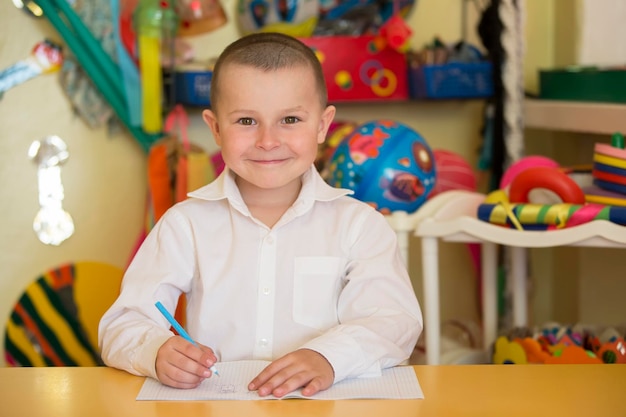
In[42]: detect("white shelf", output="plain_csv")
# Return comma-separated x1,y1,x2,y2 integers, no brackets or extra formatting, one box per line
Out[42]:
414,191,626,248
524,99,626,135
401,190,626,365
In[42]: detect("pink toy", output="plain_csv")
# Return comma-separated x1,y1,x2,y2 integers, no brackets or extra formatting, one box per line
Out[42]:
429,149,477,198
500,155,560,189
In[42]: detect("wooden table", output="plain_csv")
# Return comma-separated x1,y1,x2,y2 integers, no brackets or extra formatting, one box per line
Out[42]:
2,365,625,416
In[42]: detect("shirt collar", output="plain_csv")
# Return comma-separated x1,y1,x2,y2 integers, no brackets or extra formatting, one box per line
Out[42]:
187,165,353,211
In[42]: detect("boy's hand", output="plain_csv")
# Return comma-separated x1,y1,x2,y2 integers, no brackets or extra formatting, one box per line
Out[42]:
155,336,218,389
248,349,334,398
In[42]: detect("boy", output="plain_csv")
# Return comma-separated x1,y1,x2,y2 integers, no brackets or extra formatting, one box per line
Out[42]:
99,32,422,398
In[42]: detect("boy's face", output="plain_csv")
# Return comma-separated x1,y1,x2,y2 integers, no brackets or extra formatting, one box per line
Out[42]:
202,63,335,194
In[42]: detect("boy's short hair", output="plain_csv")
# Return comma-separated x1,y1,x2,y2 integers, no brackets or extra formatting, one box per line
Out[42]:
210,32,328,111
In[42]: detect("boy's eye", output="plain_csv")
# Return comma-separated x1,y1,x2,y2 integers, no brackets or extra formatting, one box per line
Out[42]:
238,118,255,125
283,116,299,124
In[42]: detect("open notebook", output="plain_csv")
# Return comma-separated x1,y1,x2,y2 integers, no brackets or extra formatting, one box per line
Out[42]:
136,360,423,401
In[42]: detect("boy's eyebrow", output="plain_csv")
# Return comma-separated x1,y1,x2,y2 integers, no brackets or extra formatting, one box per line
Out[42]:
282,106,308,113
228,106,309,115
226,108,257,116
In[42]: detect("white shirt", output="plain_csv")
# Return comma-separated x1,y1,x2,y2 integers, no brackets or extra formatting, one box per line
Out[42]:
98,166,422,383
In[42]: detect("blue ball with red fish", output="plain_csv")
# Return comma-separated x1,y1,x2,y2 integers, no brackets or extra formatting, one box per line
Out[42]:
325,119,436,214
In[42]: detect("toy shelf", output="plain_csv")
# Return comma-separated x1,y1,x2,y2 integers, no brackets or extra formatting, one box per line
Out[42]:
524,98,626,134
387,190,626,365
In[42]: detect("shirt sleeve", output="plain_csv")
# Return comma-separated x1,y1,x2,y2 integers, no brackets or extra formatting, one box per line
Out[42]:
98,209,196,379
300,208,423,383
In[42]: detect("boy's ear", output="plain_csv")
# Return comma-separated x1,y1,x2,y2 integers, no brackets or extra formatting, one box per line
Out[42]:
317,105,336,144
202,109,222,146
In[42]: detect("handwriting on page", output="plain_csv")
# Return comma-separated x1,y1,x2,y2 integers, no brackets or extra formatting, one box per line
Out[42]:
136,360,424,401
218,384,236,394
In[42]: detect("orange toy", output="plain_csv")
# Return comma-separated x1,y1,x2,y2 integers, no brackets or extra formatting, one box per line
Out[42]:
508,166,586,204
516,338,551,364
596,339,626,364
544,345,602,364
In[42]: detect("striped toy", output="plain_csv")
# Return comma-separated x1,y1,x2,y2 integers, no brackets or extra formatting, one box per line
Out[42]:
477,202,626,230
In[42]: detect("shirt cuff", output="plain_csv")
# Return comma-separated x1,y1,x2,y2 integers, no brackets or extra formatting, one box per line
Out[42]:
132,333,173,380
301,334,382,383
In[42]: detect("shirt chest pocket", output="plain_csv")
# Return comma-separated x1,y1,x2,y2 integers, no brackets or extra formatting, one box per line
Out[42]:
293,257,345,331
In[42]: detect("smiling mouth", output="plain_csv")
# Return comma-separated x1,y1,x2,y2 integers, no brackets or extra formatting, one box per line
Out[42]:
251,158,288,164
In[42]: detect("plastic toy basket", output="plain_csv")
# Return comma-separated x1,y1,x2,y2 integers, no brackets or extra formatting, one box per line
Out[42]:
409,62,493,99
172,70,212,107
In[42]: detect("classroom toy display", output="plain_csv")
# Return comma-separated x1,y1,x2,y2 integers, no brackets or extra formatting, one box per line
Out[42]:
492,323,626,365
477,134,626,230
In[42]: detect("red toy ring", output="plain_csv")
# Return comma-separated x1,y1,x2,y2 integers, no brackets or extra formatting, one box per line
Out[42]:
508,166,586,204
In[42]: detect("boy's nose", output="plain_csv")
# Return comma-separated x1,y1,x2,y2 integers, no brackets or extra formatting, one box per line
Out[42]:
255,126,280,150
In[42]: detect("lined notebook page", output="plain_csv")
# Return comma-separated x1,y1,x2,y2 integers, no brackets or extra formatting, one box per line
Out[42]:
136,360,424,401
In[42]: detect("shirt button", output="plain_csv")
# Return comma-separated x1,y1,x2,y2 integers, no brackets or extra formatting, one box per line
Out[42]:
258,338,268,347
266,236,274,245
262,287,271,295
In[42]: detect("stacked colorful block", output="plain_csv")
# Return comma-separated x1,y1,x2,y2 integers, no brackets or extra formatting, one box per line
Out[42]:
586,133,626,207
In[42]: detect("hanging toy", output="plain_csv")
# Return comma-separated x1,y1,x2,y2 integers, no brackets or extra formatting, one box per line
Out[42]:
176,0,228,37
378,14,412,53
0,39,63,98
136,0,178,134
28,136,74,246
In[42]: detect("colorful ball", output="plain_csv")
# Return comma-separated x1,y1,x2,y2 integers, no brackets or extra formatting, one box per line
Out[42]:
236,0,320,37
429,149,477,198
324,120,357,157
315,120,357,172
326,120,436,214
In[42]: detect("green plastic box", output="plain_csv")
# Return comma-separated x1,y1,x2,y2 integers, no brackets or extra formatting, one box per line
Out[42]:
539,67,626,104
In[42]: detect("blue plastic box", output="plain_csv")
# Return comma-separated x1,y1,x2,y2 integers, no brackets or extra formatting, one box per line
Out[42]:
409,62,493,99
174,71,212,106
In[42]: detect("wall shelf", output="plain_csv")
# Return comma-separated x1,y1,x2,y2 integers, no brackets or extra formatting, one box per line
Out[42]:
524,99,626,135
400,190,626,365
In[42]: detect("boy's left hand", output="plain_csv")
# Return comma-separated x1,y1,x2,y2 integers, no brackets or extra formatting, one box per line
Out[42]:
248,348,334,398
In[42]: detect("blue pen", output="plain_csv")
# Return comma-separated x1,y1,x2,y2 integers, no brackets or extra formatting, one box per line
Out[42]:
155,301,220,376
